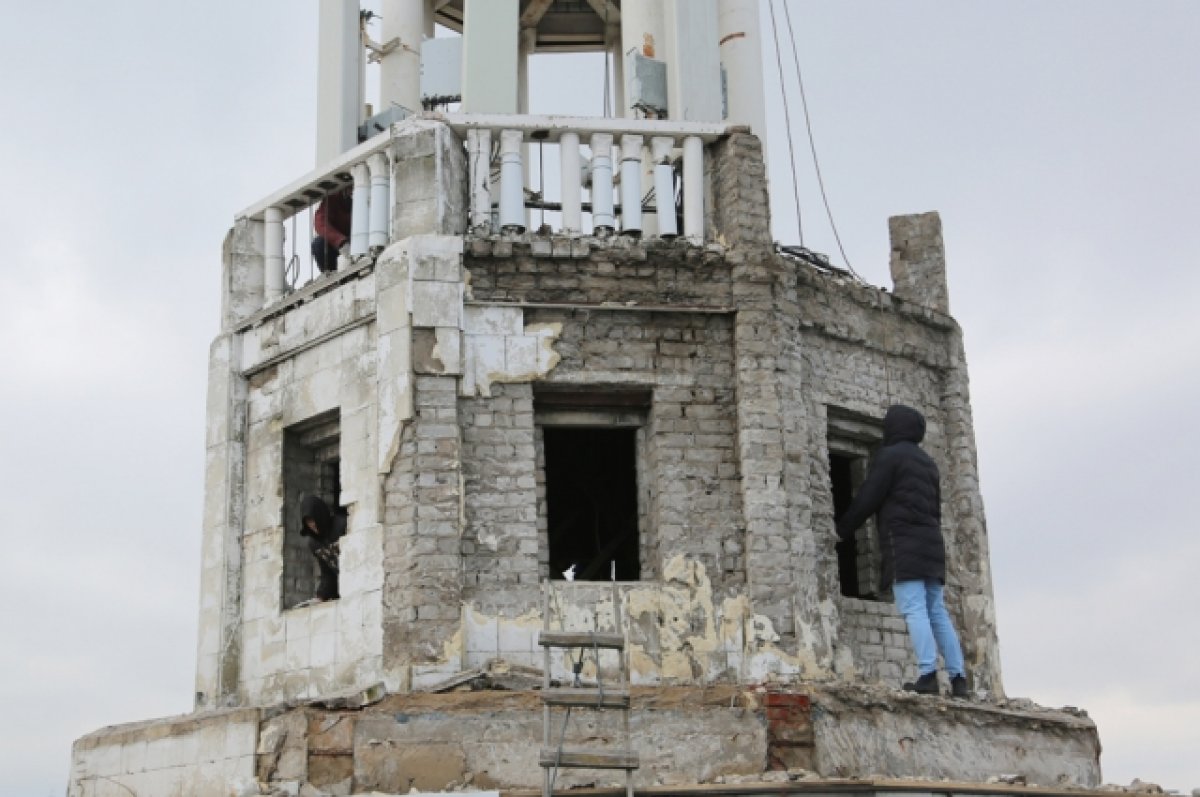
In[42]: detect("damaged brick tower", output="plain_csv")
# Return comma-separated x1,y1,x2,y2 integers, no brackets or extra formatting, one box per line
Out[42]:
70,2,1103,795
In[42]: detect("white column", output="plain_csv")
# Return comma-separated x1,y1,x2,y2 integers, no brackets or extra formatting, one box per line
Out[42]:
682,135,704,242
590,133,615,234
264,207,285,303
718,0,768,149
316,0,363,165
620,0,667,118
499,129,526,233
620,134,643,235
462,0,519,113
560,132,582,234
367,153,391,249
350,162,371,257
380,0,425,115
467,128,493,233
651,136,677,238
665,0,722,121
607,23,624,116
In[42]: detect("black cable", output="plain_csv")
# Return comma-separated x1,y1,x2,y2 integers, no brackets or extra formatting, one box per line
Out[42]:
781,0,862,279
767,0,805,246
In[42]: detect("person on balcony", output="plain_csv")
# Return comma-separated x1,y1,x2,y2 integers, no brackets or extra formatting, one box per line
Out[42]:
312,188,352,274
835,404,970,698
299,494,346,602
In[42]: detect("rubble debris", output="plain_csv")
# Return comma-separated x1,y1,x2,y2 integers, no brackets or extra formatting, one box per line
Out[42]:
308,682,387,710
987,774,1028,785
427,658,544,693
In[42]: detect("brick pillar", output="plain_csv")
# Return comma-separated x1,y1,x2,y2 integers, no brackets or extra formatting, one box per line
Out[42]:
941,327,1004,697
888,212,950,314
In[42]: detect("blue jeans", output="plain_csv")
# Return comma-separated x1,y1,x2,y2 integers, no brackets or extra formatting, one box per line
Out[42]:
894,579,965,678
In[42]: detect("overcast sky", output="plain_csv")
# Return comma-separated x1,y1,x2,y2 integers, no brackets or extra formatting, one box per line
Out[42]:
1,2,1197,795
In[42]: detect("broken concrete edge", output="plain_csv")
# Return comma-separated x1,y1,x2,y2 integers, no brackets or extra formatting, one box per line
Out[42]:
70,706,261,752
498,779,1120,797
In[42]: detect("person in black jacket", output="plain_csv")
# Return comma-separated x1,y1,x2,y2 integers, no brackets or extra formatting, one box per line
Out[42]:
299,495,346,602
836,404,969,697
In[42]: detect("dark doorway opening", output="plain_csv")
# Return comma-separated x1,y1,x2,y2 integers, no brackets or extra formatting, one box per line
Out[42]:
830,451,861,598
544,427,640,581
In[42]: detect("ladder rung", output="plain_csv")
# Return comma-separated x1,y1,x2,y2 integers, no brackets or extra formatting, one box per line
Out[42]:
539,748,640,770
538,631,625,650
542,687,630,708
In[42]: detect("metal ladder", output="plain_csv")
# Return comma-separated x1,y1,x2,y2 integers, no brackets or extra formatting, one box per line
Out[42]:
539,579,638,797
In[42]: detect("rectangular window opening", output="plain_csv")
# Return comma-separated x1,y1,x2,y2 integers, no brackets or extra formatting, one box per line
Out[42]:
281,410,342,610
828,409,886,601
543,426,641,582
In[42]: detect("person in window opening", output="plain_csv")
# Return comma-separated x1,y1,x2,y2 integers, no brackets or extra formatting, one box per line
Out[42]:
835,404,970,698
299,494,346,602
311,188,352,274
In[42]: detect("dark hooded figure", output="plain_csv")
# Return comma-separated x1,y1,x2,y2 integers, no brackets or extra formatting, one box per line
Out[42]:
299,495,347,602
836,404,969,698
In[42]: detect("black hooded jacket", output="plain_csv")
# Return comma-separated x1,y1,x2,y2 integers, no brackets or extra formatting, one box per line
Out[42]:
835,405,945,587
299,495,346,551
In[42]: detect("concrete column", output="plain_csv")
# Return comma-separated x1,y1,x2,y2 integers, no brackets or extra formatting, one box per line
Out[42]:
665,0,722,121
380,0,425,114
606,22,624,115
499,129,526,233
263,207,285,304
619,134,644,234
889,212,951,313
718,0,768,146
517,26,537,114
195,333,248,709
620,0,667,118
368,153,392,250
462,0,519,113
222,219,266,329
467,128,493,233
350,162,372,257
560,131,582,234
389,119,468,236
316,0,363,165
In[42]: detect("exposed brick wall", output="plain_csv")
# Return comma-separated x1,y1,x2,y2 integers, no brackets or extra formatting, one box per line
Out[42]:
465,237,734,308
383,376,464,670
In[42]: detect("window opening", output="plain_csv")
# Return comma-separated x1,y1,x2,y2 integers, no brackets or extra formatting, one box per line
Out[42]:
543,427,640,581
281,410,342,610
827,409,885,601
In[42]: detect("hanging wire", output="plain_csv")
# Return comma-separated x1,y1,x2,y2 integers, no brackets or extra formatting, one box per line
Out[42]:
780,0,861,279
766,0,804,246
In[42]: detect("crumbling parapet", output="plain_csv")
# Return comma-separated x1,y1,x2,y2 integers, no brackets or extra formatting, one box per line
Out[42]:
889,211,951,314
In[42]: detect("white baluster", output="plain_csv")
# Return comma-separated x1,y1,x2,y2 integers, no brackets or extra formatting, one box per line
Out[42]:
499,129,526,234
560,131,582,234
350,162,371,257
590,133,615,235
264,206,284,304
468,128,493,233
683,135,705,243
367,153,391,251
620,134,643,236
651,136,677,239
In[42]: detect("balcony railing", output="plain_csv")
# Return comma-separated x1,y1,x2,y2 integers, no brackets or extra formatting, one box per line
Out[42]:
439,113,731,242
235,114,735,314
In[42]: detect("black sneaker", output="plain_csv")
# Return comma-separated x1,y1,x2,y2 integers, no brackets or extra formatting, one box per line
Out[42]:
950,675,969,699
903,671,940,695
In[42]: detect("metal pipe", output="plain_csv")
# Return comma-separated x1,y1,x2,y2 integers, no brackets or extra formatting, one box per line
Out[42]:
682,135,704,242
651,136,677,238
560,131,582,234
590,133,615,234
350,162,371,257
499,129,526,233
367,152,391,250
620,135,643,235
264,206,285,303
468,128,493,233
